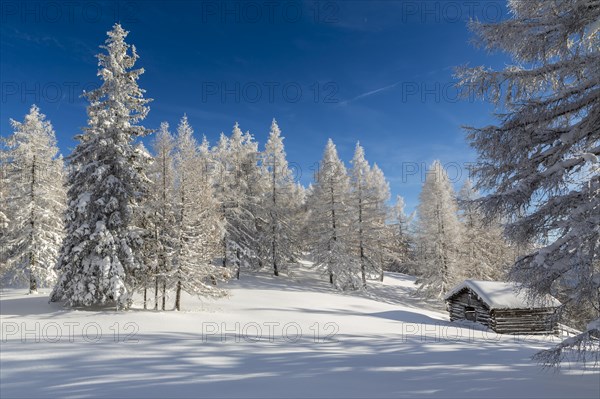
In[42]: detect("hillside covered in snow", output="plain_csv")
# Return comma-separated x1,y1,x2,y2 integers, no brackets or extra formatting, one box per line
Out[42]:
1,264,598,398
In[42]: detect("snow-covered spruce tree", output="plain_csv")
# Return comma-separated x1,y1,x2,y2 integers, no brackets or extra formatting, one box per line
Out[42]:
2,105,66,292
348,143,390,287
172,115,227,311
146,122,177,310
50,24,151,309
455,0,599,366
415,161,463,297
308,139,357,289
261,119,296,276
457,180,512,281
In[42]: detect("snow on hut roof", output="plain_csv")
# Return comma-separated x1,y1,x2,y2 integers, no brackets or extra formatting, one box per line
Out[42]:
444,280,561,310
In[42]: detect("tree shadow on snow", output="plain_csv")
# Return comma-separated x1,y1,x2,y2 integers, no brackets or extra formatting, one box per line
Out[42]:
1,331,597,399
0,292,68,318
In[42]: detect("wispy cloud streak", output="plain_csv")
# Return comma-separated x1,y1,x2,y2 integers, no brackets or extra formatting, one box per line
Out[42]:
340,80,404,106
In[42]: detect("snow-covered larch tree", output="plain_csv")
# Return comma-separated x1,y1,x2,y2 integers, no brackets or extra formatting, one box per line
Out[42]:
131,142,154,308
244,134,269,271
2,105,66,292
261,119,296,276
214,123,263,279
384,195,416,275
348,143,390,287
349,142,371,287
455,0,599,366
287,182,308,262
51,24,152,309
172,115,227,311
212,132,231,268
457,180,512,281
146,122,177,310
368,163,391,282
0,137,13,280
308,139,357,289
415,161,463,297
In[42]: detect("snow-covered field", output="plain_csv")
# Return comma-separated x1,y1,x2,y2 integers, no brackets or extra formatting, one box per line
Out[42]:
1,264,598,399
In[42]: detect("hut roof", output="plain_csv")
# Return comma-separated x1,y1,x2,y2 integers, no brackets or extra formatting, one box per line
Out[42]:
444,280,561,310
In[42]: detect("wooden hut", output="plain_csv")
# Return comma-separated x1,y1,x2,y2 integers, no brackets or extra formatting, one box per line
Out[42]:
444,280,561,334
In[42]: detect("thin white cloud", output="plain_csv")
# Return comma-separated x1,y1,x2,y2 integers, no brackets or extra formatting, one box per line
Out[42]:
340,80,404,106
340,66,457,106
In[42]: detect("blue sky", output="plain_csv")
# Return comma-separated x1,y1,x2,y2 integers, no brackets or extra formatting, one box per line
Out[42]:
1,0,511,213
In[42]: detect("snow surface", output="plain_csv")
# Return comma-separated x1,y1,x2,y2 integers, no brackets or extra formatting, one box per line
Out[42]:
444,280,562,310
1,264,597,399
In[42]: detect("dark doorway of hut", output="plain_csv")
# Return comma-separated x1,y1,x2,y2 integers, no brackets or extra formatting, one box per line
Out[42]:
465,306,476,322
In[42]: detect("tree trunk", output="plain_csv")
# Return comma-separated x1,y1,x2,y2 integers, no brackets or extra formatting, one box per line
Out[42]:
272,161,279,277
378,236,384,282
360,247,366,288
158,161,167,311
28,155,37,294
161,280,166,311
437,203,449,296
176,173,185,311
29,271,37,293
236,248,241,280
330,185,337,285
175,280,181,311
221,192,227,268
154,275,159,310
222,237,227,267
272,228,278,276
359,194,366,288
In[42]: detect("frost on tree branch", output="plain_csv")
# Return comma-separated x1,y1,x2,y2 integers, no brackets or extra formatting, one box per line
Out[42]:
533,319,600,369
456,0,600,367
